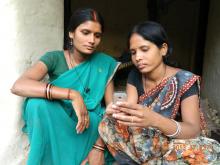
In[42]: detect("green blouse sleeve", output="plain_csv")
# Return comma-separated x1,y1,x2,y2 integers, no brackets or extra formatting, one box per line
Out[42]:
39,52,56,72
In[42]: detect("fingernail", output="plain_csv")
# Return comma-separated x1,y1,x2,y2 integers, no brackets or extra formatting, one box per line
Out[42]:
116,101,122,105
112,104,117,108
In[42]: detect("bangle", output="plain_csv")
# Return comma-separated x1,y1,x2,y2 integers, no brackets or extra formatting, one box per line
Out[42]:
49,85,53,100
45,83,49,99
45,83,53,100
93,144,105,152
67,89,71,100
46,83,51,99
165,119,181,138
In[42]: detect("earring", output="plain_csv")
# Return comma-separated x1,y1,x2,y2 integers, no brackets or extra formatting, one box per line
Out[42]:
69,38,73,47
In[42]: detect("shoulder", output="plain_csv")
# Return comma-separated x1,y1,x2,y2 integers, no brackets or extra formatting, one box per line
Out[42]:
39,50,64,71
43,50,63,57
40,50,63,60
129,67,140,76
176,70,200,80
127,67,141,84
167,66,199,80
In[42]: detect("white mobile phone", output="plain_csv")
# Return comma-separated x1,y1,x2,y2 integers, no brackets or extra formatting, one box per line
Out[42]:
113,91,127,104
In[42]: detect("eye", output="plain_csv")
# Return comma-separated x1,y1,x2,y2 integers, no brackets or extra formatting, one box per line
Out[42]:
130,50,136,55
81,30,90,35
141,47,149,52
94,33,102,39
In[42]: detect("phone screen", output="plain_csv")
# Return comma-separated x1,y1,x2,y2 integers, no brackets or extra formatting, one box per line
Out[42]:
113,91,127,104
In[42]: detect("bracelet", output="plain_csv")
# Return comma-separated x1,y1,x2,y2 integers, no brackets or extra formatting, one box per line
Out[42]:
93,144,105,152
46,83,51,99
165,119,181,138
45,83,53,100
45,83,49,99
67,89,71,100
49,85,53,100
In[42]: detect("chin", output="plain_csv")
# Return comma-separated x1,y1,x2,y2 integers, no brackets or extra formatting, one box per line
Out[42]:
82,49,95,55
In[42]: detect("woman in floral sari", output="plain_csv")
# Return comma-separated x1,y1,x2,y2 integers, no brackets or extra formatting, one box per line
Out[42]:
11,8,119,165
99,21,220,164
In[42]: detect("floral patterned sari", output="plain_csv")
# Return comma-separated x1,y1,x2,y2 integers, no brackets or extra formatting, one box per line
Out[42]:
99,70,220,165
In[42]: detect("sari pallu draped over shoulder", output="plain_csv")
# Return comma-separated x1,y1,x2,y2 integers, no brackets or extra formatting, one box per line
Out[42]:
99,70,220,165
22,52,120,165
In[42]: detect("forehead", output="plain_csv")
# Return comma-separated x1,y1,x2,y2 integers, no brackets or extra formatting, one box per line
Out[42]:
129,33,153,48
76,20,102,33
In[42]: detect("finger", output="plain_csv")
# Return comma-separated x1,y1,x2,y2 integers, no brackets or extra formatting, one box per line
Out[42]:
86,115,90,128
117,120,143,127
76,113,85,133
111,104,121,110
79,114,87,133
81,157,88,165
84,115,89,129
116,101,144,110
113,114,142,123
115,106,145,118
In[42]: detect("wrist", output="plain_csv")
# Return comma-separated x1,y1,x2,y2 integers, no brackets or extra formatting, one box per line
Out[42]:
93,144,105,152
69,90,80,100
150,111,161,128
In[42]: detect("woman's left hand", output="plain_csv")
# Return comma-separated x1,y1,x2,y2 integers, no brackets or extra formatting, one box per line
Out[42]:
81,148,104,165
112,101,156,128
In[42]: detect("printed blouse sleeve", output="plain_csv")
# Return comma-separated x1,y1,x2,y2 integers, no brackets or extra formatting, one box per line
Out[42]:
181,82,199,101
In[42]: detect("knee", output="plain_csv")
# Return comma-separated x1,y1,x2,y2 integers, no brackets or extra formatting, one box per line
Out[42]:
25,98,50,117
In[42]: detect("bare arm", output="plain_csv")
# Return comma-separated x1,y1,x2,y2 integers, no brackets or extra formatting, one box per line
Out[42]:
112,94,201,139
152,95,201,138
104,80,114,105
126,83,138,104
11,61,79,100
11,61,88,134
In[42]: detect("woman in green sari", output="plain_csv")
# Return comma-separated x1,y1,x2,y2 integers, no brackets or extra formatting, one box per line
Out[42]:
99,21,220,164
11,8,119,165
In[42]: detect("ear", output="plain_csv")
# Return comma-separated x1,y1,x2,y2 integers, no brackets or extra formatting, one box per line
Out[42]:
160,43,168,57
69,31,74,39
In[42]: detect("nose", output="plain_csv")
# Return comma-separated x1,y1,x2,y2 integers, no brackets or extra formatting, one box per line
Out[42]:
135,51,143,62
88,34,95,45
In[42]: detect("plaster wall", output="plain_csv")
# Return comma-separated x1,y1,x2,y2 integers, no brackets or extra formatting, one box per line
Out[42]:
0,0,63,164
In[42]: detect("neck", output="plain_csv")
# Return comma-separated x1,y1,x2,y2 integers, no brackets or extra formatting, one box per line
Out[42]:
143,64,167,85
69,49,89,65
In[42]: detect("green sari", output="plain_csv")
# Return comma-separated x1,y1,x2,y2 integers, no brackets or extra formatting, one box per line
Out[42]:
22,52,119,165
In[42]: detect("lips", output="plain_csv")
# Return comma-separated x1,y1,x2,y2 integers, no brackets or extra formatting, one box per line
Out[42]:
84,45,94,50
137,65,145,70
137,63,145,69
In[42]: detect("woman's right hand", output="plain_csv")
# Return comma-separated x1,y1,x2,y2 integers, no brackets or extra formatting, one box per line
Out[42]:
105,102,123,116
70,90,89,134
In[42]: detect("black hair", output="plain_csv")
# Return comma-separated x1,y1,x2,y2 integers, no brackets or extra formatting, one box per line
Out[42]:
68,8,104,33
64,8,104,50
128,21,173,61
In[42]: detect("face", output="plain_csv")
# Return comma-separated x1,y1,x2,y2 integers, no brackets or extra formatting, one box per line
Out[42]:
69,20,102,55
129,33,167,73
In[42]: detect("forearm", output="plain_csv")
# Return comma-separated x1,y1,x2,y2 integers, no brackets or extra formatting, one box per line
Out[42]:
104,81,114,105
11,78,79,100
152,112,200,139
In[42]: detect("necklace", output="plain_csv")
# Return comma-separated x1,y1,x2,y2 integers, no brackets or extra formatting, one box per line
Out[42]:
68,50,90,93
142,65,167,93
